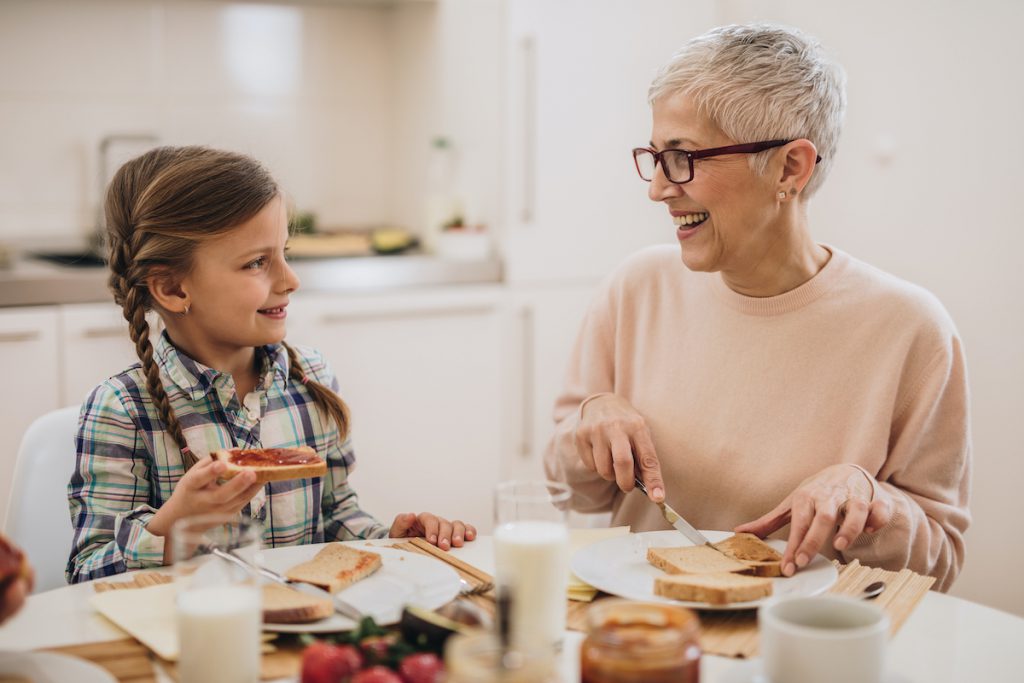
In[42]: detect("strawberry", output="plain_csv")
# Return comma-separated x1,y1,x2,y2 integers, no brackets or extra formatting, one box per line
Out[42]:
301,642,364,683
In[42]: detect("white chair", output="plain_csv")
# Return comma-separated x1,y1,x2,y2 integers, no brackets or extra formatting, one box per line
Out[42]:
3,406,80,593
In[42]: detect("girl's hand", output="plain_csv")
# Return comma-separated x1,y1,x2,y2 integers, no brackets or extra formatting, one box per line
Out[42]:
735,464,894,576
575,394,665,502
388,512,477,551
149,457,264,537
0,564,33,625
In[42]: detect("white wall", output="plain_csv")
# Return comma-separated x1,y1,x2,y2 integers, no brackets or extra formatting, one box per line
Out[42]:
718,0,1024,615
0,0,502,244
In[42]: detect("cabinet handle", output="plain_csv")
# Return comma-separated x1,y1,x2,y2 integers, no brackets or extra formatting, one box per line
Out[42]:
0,331,41,343
319,305,495,325
82,326,126,339
520,35,536,224
520,305,534,457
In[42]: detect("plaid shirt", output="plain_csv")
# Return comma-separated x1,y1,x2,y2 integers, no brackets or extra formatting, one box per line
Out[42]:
67,332,388,583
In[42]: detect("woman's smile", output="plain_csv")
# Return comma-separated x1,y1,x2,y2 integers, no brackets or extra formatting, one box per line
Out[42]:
672,211,710,240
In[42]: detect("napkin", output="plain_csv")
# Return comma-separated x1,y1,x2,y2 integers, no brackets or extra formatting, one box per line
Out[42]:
567,526,630,602
90,583,180,660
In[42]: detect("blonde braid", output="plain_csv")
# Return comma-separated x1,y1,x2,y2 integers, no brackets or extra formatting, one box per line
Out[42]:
281,341,350,441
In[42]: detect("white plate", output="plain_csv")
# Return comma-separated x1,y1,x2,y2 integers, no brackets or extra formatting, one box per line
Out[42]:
0,650,117,683
719,658,911,683
259,545,460,632
570,530,838,611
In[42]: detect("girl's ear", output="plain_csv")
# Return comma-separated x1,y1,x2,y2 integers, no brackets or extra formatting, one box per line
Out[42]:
147,271,190,315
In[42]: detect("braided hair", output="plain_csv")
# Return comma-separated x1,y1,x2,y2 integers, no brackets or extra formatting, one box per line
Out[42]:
104,146,350,470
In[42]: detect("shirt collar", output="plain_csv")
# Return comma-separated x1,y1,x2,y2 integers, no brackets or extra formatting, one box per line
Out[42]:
155,331,291,401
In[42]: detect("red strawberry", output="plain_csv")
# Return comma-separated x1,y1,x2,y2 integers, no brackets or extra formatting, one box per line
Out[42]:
301,642,364,683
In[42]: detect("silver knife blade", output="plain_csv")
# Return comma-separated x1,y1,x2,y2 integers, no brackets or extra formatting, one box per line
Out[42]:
214,547,365,622
633,476,714,547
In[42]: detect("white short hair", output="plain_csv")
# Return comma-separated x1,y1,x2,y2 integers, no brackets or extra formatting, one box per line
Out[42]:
649,23,846,198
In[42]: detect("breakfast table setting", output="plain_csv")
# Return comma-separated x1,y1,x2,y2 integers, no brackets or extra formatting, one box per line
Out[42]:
0,480,1019,682
2,522,1023,682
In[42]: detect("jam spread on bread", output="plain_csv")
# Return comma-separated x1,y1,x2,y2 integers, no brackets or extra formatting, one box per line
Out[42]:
228,448,321,467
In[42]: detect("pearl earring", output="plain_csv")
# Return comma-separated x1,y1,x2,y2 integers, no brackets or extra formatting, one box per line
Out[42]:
777,191,786,200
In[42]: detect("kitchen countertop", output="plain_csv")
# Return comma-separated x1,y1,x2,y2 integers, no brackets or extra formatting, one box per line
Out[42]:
0,253,504,307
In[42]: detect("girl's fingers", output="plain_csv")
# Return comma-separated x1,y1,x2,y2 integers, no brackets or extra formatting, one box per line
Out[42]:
436,519,454,550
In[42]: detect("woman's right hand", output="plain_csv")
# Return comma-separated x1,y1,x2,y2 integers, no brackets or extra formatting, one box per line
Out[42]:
575,394,665,502
148,457,264,537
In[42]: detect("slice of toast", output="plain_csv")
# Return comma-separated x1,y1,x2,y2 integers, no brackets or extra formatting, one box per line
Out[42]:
210,446,327,484
285,543,382,593
647,544,751,575
262,583,334,624
654,572,773,605
713,533,784,577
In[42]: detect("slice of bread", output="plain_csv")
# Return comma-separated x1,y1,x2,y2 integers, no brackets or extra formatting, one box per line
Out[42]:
713,533,784,577
654,572,773,605
647,544,751,575
285,543,383,593
262,583,334,624
210,446,327,484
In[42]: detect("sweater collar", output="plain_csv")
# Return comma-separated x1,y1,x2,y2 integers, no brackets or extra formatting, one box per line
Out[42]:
707,244,848,316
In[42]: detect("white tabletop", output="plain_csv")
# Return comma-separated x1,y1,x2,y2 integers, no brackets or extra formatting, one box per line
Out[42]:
1,537,1022,682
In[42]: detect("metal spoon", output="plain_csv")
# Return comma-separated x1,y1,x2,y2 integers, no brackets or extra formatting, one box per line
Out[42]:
861,580,886,600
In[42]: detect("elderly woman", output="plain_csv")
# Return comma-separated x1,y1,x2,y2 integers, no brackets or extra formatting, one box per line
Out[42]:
544,23,970,591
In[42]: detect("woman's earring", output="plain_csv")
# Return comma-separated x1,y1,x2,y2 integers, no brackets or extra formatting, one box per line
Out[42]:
182,303,190,316
777,191,787,200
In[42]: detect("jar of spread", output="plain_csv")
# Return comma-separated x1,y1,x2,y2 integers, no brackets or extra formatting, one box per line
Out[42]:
580,599,701,683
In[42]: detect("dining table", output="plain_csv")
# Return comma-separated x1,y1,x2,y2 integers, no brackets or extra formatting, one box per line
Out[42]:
1,535,1022,682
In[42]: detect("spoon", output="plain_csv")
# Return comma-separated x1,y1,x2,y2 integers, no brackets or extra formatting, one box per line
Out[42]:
861,580,886,600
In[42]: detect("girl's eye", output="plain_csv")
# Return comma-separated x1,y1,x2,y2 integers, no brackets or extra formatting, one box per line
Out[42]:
244,256,267,270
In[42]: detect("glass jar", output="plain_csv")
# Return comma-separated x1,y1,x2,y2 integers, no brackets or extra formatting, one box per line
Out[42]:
444,632,560,683
580,599,701,683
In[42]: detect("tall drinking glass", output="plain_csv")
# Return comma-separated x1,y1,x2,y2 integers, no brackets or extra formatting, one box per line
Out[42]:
171,514,262,683
493,480,571,653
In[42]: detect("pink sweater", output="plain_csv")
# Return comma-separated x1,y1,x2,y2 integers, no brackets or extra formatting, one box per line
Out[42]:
544,245,971,591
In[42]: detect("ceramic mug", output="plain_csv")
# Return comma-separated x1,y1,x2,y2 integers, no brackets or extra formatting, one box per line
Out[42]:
759,594,889,683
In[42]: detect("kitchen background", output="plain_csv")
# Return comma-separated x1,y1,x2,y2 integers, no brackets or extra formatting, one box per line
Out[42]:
1,0,1021,617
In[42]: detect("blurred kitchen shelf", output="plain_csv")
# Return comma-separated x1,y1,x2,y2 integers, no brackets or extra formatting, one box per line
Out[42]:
0,253,503,307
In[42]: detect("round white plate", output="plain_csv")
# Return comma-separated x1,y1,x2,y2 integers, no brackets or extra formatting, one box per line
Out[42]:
0,650,117,683
570,530,838,611
259,545,460,632
719,658,911,683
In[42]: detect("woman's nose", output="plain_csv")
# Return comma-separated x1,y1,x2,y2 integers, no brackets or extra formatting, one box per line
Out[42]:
648,163,683,202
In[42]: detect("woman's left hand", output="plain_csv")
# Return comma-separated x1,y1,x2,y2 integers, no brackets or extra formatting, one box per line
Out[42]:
735,464,893,576
388,512,477,551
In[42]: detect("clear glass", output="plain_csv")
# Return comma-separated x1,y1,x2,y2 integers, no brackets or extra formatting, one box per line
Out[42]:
171,514,263,683
580,599,701,683
444,632,560,683
493,480,571,654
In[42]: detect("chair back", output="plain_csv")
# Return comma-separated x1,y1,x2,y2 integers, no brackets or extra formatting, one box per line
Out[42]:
3,406,80,593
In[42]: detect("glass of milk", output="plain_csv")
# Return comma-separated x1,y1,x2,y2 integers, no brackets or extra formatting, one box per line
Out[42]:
493,480,572,655
171,514,263,683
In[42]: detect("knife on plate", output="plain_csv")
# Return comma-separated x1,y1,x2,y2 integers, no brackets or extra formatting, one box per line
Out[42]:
210,547,364,622
633,476,718,550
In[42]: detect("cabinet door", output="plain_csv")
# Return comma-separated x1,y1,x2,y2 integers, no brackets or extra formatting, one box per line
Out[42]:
288,289,505,533
503,0,718,283
0,307,60,529
59,303,156,406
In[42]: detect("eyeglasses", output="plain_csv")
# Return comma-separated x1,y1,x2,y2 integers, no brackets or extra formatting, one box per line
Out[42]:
632,140,820,185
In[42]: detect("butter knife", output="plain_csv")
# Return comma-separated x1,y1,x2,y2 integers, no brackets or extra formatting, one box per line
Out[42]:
633,476,715,549
210,547,365,622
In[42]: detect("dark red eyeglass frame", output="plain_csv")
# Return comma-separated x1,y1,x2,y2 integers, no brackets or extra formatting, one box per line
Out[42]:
632,139,821,184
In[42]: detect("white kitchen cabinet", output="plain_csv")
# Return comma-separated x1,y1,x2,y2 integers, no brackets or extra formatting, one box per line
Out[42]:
0,307,60,529
287,288,507,533
501,0,718,284
58,303,152,406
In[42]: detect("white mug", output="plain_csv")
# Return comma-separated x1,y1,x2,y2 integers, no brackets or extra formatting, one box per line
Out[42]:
760,595,889,683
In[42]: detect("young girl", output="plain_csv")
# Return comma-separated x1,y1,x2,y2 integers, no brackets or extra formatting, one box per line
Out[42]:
67,146,475,583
